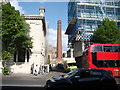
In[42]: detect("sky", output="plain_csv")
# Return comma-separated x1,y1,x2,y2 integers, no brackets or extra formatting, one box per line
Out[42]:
10,0,68,52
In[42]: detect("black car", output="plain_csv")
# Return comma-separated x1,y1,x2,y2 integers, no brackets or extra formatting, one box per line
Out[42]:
44,69,118,90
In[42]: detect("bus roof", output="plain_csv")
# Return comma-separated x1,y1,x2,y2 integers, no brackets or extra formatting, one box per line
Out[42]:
91,43,120,46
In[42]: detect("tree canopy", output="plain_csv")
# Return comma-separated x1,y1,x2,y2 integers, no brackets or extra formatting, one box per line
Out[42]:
2,3,32,53
1,2,33,66
93,18,120,44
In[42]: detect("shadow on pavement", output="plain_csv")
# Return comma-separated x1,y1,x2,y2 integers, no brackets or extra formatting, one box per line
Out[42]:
2,84,120,90
2,86,45,90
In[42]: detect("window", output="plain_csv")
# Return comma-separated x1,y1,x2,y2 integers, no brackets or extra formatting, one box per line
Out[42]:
79,70,102,78
113,46,120,52
92,45,103,52
116,61,120,67
68,63,76,67
90,70,102,78
97,61,104,67
97,60,120,67
80,71,91,78
104,46,113,52
92,45,120,52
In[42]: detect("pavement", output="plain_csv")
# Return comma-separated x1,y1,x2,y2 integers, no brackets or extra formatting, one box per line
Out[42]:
2,71,65,79
2,70,66,90
2,71,65,86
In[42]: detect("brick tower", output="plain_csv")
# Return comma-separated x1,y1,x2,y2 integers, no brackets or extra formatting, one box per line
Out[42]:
56,20,63,64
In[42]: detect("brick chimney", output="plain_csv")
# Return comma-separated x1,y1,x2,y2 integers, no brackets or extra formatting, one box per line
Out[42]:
56,20,63,64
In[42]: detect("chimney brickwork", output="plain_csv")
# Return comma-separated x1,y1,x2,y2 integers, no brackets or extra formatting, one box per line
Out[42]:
56,20,63,64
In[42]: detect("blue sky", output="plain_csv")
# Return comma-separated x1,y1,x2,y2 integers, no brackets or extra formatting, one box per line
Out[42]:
10,1,68,51
19,2,68,30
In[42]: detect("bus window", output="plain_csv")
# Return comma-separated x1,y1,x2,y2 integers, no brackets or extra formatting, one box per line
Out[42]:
104,61,116,67
92,45,103,52
97,60,120,67
104,46,113,52
119,47,120,52
113,46,120,52
97,61,104,67
116,61,120,67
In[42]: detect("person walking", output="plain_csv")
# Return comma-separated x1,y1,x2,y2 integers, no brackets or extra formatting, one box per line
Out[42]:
49,64,52,71
30,63,34,74
34,64,39,76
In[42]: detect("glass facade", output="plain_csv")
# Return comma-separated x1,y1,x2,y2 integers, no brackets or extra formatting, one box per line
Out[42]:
68,0,120,41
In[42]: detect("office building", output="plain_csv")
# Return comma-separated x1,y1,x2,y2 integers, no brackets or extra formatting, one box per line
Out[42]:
65,0,120,67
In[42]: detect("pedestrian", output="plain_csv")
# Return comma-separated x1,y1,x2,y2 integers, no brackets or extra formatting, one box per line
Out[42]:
44,65,47,73
40,65,44,74
39,65,41,74
39,64,43,74
46,64,49,73
30,63,34,74
34,64,39,76
49,64,52,71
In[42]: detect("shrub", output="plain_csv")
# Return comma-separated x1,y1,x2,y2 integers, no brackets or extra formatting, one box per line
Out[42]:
2,67,10,75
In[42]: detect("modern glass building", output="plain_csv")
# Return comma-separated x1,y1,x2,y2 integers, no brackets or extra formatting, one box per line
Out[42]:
65,0,120,67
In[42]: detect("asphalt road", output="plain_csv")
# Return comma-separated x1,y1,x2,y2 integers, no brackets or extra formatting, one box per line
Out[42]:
2,71,65,90
1,71,120,90
2,86,45,90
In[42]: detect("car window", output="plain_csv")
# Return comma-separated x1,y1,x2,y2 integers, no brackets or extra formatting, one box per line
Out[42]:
80,70,91,78
78,70,102,78
90,70,102,78
64,70,78,78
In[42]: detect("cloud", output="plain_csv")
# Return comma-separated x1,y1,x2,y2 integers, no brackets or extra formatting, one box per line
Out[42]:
16,0,69,2
10,0,25,14
48,28,57,47
48,28,68,52
13,0,120,2
62,31,68,52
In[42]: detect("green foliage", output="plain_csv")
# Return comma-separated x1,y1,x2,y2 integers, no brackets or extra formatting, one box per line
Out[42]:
2,51,12,60
93,18,120,44
2,51,13,67
114,40,120,44
2,3,32,52
1,3,33,70
2,67,10,75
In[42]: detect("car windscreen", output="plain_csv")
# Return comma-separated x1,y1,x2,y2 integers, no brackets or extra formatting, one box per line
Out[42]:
68,63,76,66
64,70,78,78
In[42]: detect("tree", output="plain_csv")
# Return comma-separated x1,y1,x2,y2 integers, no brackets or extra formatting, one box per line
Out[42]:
1,3,32,67
93,18,120,44
2,3,32,51
2,51,13,67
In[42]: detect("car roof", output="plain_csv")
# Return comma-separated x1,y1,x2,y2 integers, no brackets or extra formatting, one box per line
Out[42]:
77,68,106,72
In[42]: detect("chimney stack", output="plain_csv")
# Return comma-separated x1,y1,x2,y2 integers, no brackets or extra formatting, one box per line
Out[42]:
39,7,45,17
56,20,63,64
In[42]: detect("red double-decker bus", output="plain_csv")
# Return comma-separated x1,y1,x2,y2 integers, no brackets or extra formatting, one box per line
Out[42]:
82,43,120,77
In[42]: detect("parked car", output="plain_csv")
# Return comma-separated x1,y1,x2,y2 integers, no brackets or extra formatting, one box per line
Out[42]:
56,64,64,69
44,69,118,90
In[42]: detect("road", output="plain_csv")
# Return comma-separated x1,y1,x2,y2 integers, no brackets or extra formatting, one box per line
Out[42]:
2,71,65,90
1,71,120,90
